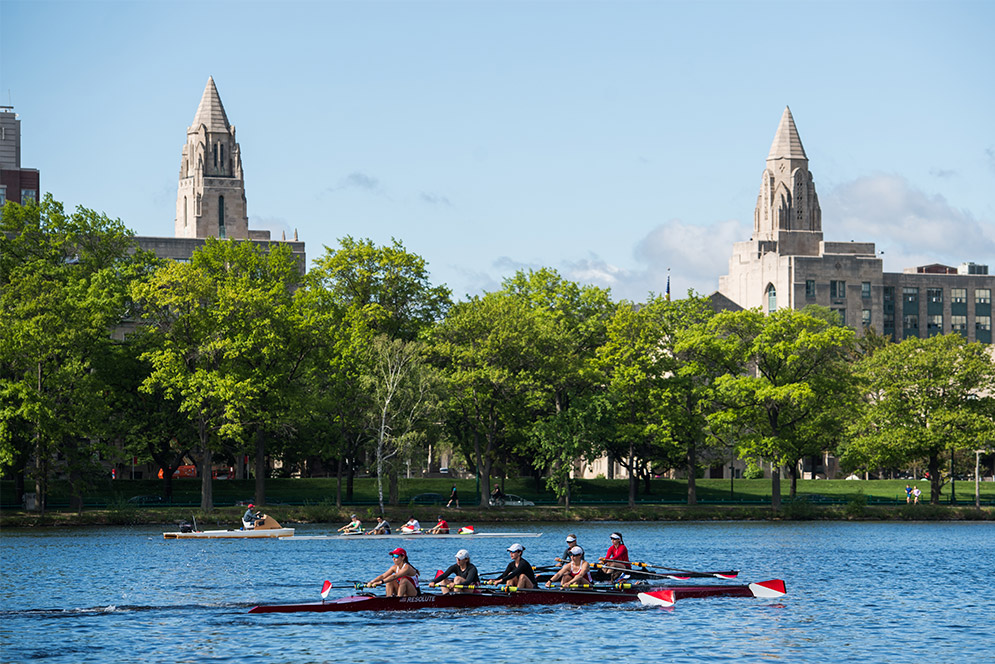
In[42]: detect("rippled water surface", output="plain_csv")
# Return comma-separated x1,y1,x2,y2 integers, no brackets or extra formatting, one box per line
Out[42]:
2,520,993,663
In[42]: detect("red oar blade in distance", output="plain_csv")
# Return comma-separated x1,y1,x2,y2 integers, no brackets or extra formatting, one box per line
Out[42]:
714,572,738,580
433,570,445,581
748,579,787,598
321,580,333,599
637,589,676,607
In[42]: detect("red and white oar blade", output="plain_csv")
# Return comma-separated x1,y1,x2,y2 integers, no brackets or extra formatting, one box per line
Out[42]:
638,589,676,607
714,572,739,579
748,579,787,598
667,575,691,581
434,569,445,581
320,580,333,598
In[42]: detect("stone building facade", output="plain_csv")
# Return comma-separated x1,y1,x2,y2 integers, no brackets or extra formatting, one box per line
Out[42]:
719,107,992,344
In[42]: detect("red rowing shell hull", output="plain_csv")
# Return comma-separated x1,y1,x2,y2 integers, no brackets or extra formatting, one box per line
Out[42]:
249,583,765,613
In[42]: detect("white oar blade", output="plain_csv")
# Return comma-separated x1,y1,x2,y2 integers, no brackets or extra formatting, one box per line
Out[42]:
320,580,332,599
638,590,676,607
714,573,738,580
748,579,787,598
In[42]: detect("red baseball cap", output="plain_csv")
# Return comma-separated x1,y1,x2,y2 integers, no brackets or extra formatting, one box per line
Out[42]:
390,547,407,557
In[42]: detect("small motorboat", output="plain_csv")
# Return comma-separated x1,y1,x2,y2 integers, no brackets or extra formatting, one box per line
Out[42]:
164,514,294,539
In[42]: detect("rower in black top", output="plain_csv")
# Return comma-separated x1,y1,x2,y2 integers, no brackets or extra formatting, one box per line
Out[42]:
431,549,479,594
487,542,535,588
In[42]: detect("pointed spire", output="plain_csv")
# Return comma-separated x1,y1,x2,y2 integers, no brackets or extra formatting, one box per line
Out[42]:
767,106,807,161
191,76,230,131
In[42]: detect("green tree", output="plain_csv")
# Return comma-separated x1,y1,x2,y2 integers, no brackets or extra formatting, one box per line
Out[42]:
842,333,995,504
709,308,857,509
0,197,143,512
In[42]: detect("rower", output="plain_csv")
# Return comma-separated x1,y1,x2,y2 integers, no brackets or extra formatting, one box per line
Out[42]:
487,543,535,589
600,532,631,581
242,504,261,530
430,549,479,594
338,514,362,534
556,534,579,563
546,546,592,588
401,516,421,533
366,547,420,597
366,516,391,535
428,515,449,534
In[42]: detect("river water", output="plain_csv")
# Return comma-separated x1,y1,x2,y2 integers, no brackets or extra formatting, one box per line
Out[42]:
1,520,992,663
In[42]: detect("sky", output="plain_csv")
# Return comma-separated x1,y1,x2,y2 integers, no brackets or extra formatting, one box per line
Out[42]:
2,0,993,302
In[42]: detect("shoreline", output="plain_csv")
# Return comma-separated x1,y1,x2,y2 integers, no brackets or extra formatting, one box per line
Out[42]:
3,503,993,528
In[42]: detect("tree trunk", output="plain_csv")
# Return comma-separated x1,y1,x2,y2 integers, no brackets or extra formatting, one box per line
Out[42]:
770,464,781,511
928,453,941,504
627,442,636,508
686,442,697,506
254,428,266,506
335,457,343,508
199,442,213,513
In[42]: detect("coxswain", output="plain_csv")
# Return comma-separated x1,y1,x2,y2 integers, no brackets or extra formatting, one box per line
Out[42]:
600,532,631,581
366,547,420,597
366,516,391,535
556,533,579,563
401,516,421,533
546,546,592,588
487,543,536,589
242,504,261,530
338,514,362,533
430,549,479,594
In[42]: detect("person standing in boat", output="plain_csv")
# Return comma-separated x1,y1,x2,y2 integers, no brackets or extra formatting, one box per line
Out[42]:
546,546,593,588
600,532,631,581
447,484,459,508
430,549,479,594
556,534,579,563
428,515,449,534
401,516,421,533
366,547,420,597
242,504,261,530
366,516,391,535
487,543,536,589
338,514,362,533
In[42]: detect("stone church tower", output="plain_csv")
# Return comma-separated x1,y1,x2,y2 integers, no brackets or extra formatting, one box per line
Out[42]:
174,77,249,239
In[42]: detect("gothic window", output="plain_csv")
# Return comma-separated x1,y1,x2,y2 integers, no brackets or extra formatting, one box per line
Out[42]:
219,144,224,171
213,144,218,168
766,284,776,312
218,196,226,238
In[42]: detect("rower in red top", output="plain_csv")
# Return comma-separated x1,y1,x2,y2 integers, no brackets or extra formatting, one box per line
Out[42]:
366,547,420,597
428,515,449,534
486,543,536,589
600,532,631,581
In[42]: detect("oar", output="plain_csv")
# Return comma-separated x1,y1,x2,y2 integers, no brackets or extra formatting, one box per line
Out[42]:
479,565,559,578
593,563,737,581
622,561,739,579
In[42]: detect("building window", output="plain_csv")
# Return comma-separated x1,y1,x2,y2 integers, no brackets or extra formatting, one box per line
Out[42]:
766,285,776,312
218,195,226,238
903,314,919,330
183,196,188,227
977,289,991,305
831,280,846,299
903,287,918,303
833,308,847,325
0,186,6,206
951,288,967,303
951,315,967,334
862,309,871,327
806,280,816,298
977,316,992,331
883,287,894,303
927,288,943,303
21,189,37,203
861,282,871,299
927,314,943,333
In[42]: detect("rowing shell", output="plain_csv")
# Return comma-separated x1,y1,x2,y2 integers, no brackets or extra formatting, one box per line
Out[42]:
282,532,542,541
638,579,787,607
248,580,785,613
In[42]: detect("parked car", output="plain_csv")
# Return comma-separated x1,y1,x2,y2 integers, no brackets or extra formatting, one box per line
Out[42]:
410,493,446,505
489,493,534,507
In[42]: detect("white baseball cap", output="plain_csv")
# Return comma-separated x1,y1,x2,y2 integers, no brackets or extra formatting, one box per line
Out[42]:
507,543,525,553
569,546,584,557
565,535,577,543
455,549,470,560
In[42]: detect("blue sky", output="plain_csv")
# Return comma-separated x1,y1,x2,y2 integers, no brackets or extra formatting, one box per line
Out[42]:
2,0,993,301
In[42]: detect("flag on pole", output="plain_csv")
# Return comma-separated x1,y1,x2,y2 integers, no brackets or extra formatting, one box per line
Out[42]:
665,271,671,301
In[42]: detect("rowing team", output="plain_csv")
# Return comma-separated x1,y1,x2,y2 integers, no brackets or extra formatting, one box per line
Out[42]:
338,515,456,535
364,532,632,597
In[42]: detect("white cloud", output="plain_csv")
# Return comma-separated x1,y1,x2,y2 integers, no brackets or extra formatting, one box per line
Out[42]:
822,174,995,272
